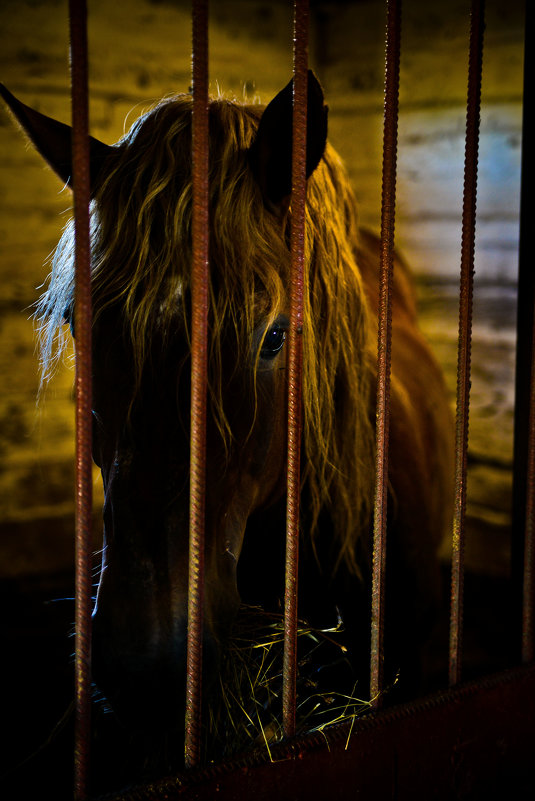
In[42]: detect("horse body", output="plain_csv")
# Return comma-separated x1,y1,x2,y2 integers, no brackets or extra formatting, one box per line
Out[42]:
1,75,453,734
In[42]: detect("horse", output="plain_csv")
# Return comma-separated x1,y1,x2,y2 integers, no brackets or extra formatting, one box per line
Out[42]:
1,74,454,743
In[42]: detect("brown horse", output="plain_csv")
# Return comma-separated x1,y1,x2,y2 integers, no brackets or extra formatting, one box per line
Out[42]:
1,74,453,737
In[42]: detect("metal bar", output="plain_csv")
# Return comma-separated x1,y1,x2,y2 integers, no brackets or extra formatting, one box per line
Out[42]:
69,0,93,798
370,0,401,706
282,0,309,739
520,0,535,660
185,0,210,769
448,0,485,688
523,319,535,663
512,0,534,665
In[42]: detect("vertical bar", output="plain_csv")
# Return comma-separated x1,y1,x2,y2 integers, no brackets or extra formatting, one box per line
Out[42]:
369,0,401,706
522,319,535,663
512,1,534,665
519,0,535,664
69,0,93,798
449,0,485,688
282,0,309,739
185,0,209,769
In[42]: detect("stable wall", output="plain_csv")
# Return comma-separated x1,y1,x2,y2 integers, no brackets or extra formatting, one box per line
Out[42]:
0,0,525,579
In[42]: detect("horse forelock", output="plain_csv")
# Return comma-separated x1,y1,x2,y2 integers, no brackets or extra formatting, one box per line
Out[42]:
36,91,375,576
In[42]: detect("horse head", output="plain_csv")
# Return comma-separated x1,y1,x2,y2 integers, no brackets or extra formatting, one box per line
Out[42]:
1,76,329,730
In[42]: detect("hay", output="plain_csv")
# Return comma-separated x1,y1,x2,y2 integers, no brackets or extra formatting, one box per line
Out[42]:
204,607,372,761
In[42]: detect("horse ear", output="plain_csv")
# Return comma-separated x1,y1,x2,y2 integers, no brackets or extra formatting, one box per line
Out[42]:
0,83,113,195
249,70,328,209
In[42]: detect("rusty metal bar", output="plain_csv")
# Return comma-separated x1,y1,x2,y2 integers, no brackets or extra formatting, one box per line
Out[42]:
282,0,309,739
519,0,535,662
513,1,534,665
523,318,535,663
513,3,535,662
69,0,93,798
369,0,401,706
185,0,210,769
448,0,485,688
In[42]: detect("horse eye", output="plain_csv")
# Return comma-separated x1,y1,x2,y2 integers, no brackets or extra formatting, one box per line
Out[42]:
260,324,286,360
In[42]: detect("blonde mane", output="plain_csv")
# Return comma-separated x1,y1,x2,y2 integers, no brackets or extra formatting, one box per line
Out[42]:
36,92,376,576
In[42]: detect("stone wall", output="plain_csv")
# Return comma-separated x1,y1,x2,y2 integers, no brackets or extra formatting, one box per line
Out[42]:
0,0,525,578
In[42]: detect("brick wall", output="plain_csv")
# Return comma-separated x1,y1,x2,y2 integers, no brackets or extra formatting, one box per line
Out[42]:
0,0,525,578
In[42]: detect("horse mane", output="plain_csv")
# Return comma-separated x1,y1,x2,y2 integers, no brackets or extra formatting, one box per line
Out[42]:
36,92,376,576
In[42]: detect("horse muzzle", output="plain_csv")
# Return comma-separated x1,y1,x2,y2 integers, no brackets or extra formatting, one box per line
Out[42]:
91,562,239,732
90,451,247,731
91,615,221,732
